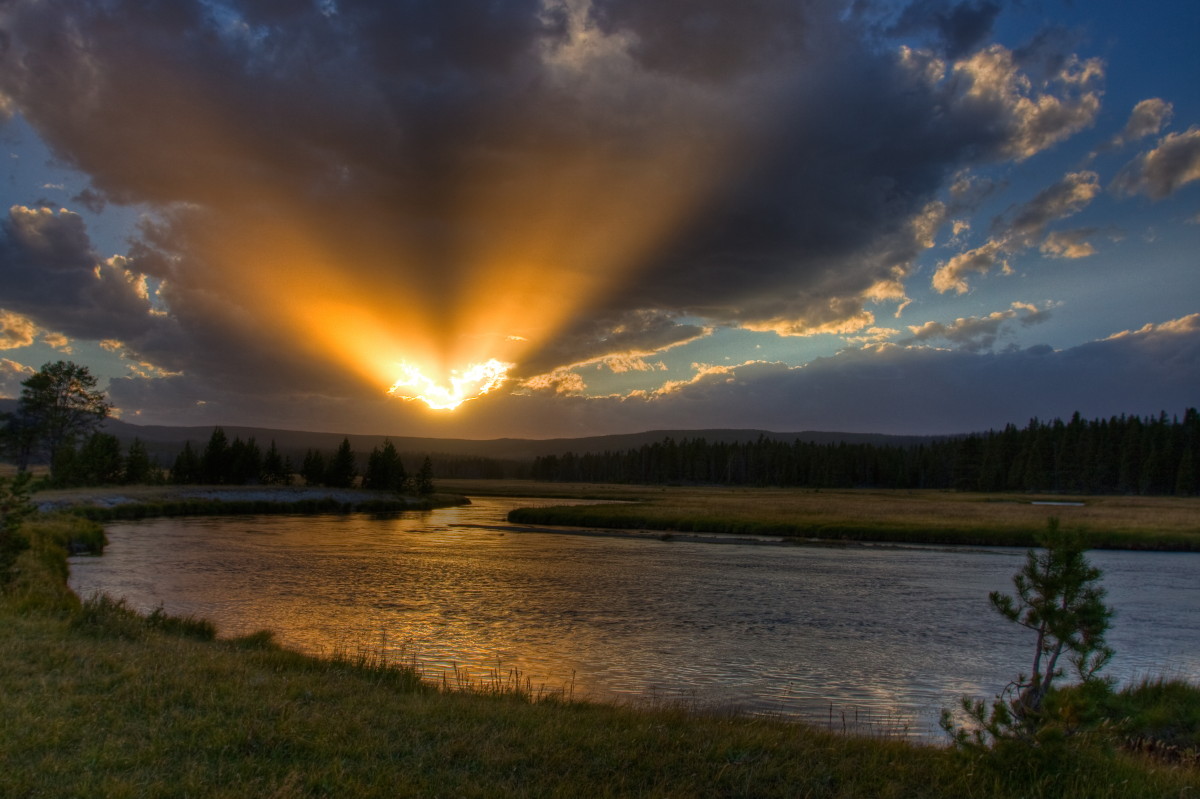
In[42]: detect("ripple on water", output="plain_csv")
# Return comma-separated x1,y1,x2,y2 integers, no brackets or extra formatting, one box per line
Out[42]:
69,497,1200,738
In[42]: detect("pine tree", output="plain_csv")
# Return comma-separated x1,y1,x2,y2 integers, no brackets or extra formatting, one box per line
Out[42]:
324,438,357,488
201,427,232,484
415,456,435,495
78,432,123,485
261,440,288,485
363,440,406,492
171,442,202,484
123,438,153,484
943,519,1113,746
301,449,326,486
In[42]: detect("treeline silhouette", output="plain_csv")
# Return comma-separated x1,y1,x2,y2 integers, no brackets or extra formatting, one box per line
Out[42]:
530,410,1200,495
168,428,437,493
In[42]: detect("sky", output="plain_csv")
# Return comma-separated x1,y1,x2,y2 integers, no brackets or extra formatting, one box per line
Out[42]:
1,0,1198,440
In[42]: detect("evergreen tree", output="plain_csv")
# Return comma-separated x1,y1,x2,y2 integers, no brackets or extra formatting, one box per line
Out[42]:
201,427,232,484
415,456,435,495
123,438,153,484
228,436,262,484
943,518,1113,746
301,449,326,486
78,432,123,485
363,440,406,492
324,438,358,488
171,442,202,484
261,440,288,485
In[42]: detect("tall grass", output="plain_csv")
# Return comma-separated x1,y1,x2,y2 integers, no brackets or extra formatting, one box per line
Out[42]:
492,484,1200,550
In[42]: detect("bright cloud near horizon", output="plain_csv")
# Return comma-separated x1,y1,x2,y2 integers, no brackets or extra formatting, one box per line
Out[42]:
1,0,1197,439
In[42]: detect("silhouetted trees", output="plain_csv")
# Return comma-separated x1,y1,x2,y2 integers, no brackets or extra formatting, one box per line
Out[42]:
163,432,439,493
47,432,166,488
324,438,358,488
415,456,435,496
362,440,407,492
0,361,111,475
530,409,1200,496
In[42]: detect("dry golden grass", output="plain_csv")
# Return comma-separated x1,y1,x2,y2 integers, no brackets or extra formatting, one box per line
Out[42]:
442,480,1200,548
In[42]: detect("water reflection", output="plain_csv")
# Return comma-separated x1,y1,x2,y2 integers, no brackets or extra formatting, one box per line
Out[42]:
68,497,1200,737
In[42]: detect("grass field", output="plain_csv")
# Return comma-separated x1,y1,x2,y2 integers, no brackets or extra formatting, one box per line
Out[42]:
3,513,1198,797
437,480,1200,551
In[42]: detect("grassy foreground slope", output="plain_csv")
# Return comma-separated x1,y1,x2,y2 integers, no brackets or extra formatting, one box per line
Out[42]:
439,480,1200,551
3,514,1198,797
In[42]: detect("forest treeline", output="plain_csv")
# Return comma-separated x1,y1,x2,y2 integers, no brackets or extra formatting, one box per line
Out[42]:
41,427,437,495
530,410,1200,495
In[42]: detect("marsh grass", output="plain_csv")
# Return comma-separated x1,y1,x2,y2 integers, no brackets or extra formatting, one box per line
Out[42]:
448,481,1200,550
3,515,1197,797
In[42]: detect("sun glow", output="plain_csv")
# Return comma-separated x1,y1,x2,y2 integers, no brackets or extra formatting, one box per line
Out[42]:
387,359,513,410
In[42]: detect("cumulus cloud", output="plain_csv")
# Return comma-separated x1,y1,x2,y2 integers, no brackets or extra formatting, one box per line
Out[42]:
102,312,1200,439
1105,98,1173,149
1039,229,1097,259
1112,127,1200,200
901,301,1051,352
505,314,1200,437
933,171,1099,292
0,0,1141,430
1,4,1113,352
41,332,71,352
0,205,159,341
0,309,37,350
947,44,1102,161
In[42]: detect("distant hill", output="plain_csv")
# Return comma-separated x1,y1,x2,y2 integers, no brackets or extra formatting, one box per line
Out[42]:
0,398,942,466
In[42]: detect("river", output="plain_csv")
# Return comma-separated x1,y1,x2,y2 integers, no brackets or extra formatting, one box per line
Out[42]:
68,497,1200,737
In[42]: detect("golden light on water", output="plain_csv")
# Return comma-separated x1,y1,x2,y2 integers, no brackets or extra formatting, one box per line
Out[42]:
387,359,513,411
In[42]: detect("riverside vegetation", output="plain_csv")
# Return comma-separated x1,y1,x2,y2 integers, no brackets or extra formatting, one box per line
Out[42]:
457,479,1200,550
2,474,1198,797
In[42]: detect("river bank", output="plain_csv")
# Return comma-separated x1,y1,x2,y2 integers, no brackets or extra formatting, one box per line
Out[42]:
31,484,470,520
437,480,1200,551
4,512,1197,797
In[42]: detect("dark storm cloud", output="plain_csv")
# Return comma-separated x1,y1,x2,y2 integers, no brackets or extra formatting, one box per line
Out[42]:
588,0,812,80
107,312,1200,439
0,205,155,341
540,313,1200,437
0,0,1108,404
888,0,1002,58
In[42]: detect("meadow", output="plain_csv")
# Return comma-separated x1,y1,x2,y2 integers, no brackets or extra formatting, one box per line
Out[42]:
438,480,1200,551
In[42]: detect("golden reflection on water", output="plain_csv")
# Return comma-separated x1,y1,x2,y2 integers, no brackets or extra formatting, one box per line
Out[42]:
68,499,1200,737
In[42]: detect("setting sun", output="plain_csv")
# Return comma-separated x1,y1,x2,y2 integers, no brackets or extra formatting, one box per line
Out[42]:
386,359,513,411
